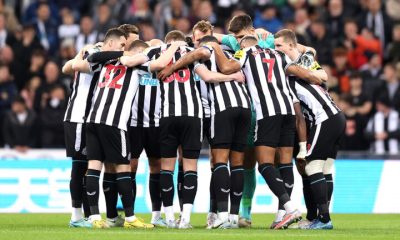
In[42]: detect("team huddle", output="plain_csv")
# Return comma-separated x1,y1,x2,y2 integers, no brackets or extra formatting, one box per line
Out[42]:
62,14,345,230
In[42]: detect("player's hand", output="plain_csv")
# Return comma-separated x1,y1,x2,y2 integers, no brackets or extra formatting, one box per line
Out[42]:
157,65,174,81
231,71,245,83
255,28,271,40
375,132,388,140
120,56,131,66
296,141,307,161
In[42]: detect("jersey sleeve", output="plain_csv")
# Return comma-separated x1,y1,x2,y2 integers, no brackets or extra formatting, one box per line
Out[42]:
257,33,275,49
221,35,240,52
234,49,248,68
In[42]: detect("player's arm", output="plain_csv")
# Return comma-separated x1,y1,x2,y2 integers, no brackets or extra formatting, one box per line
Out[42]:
297,44,317,57
62,59,75,75
286,65,323,85
294,102,307,160
194,64,244,83
149,41,188,72
87,51,124,63
208,42,241,74
119,53,149,67
157,47,212,81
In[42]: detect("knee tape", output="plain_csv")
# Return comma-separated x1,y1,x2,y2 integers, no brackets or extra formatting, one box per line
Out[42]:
323,158,334,175
305,160,325,176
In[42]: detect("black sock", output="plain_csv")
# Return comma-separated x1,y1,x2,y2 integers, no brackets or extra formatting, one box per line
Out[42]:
278,163,294,210
183,171,198,205
209,168,217,213
325,174,333,207
230,165,243,215
149,173,162,211
302,175,317,221
177,165,184,211
131,172,137,210
70,161,88,208
308,172,330,223
102,173,118,219
82,176,91,217
116,172,134,217
86,169,101,215
213,163,230,213
258,163,289,204
160,170,174,207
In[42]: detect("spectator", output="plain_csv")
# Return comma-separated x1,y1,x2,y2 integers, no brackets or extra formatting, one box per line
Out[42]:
107,0,130,24
175,18,191,35
385,0,400,22
0,0,20,33
0,12,16,48
138,21,157,42
0,63,17,145
194,0,217,25
378,63,400,112
33,60,61,112
323,64,340,93
331,47,351,93
360,52,383,81
23,0,60,25
57,8,80,42
307,19,332,65
365,95,400,155
40,85,66,148
33,2,59,54
254,4,283,34
75,15,98,52
93,3,118,41
2,96,38,150
283,20,307,45
324,0,345,47
20,76,41,110
386,24,400,63
293,8,310,37
125,0,153,24
28,49,46,83
156,0,189,38
358,0,392,48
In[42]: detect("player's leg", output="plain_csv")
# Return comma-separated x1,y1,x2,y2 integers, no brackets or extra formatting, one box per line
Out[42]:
228,108,251,228
85,123,108,228
103,163,121,227
103,125,153,229
178,116,202,229
255,116,301,229
177,146,184,213
145,127,166,227
159,117,179,228
64,122,89,227
239,107,257,227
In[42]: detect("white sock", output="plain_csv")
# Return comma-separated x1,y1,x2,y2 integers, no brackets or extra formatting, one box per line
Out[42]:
125,215,137,222
71,207,83,222
151,211,161,222
181,204,193,223
89,214,101,222
275,210,286,222
218,212,229,222
283,200,295,213
164,206,175,222
229,214,239,223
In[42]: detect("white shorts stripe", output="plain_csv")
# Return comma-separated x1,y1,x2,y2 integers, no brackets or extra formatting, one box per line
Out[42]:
74,123,82,152
121,130,127,157
306,123,322,157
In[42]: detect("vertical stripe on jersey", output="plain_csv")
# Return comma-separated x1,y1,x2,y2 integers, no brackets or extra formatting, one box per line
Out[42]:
112,68,133,127
136,85,145,126
65,73,79,121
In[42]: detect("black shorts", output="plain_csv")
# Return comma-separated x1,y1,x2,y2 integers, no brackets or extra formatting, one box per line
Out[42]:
86,123,130,164
203,117,211,143
306,112,346,161
160,116,202,159
210,108,251,152
254,115,296,148
129,126,161,159
64,122,87,160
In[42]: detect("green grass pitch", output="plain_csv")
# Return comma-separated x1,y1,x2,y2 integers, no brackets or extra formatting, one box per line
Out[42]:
1,213,399,240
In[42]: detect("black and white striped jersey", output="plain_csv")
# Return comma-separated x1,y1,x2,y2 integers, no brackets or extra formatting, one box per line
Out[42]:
288,51,341,125
194,73,211,118
196,48,250,115
87,60,142,131
64,47,101,123
235,45,295,120
130,69,161,127
145,44,203,118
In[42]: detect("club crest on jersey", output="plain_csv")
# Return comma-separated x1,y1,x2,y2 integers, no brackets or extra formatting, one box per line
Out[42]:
139,74,159,86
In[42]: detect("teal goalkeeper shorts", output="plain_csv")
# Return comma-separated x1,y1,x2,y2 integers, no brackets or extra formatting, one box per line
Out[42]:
247,106,256,147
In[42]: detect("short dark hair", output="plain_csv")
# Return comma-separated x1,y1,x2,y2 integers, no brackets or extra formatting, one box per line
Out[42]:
104,28,127,42
239,35,257,46
118,24,139,35
228,14,253,34
128,40,149,51
275,29,298,45
349,71,362,80
164,30,186,43
13,96,26,105
199,35,218,46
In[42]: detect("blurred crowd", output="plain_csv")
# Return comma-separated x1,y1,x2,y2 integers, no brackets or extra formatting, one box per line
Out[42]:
0,0,400,154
